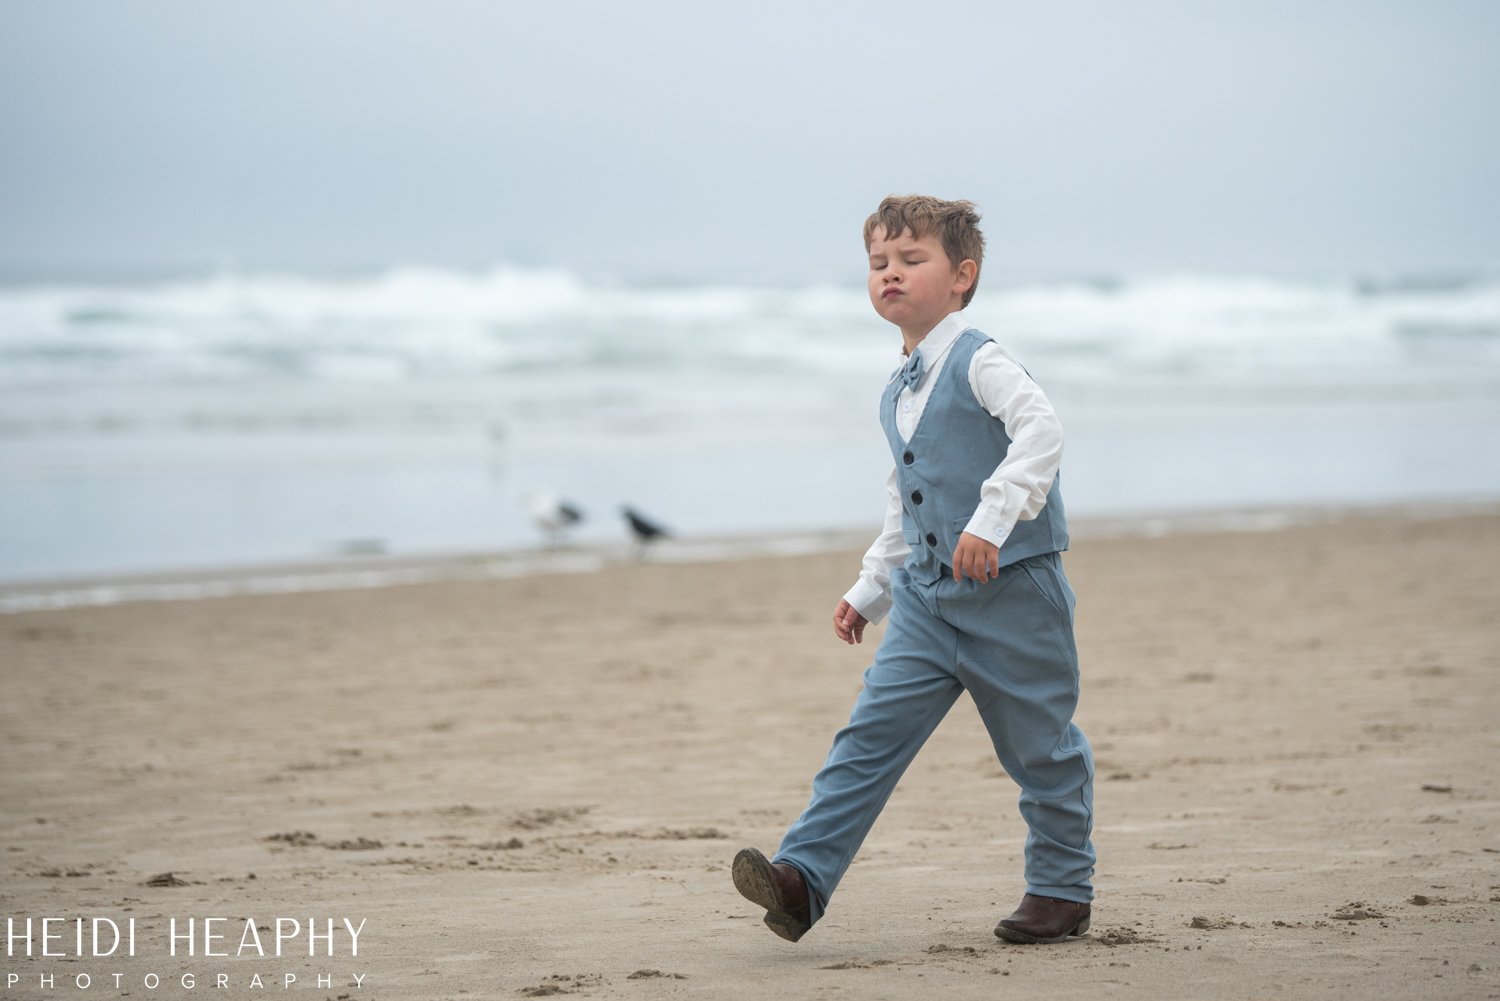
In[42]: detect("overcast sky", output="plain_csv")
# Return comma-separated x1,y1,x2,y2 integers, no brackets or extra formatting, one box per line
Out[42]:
1,1,1496,284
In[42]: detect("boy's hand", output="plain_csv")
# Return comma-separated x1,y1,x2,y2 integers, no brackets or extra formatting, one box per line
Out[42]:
952,532,1001,583
833,600,868,645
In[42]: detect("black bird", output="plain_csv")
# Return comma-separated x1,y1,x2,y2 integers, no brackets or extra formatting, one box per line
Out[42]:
526,491,585,548
621,505,670,553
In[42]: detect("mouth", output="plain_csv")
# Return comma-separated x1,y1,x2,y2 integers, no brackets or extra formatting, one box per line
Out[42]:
881,287,903,299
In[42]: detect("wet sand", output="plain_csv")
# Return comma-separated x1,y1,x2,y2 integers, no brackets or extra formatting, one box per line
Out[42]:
3,508,1498,999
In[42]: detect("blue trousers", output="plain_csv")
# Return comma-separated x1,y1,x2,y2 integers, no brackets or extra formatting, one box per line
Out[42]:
775,552,1096,925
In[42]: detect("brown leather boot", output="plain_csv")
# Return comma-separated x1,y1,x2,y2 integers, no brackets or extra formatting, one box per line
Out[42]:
994,893,1091,944
732,847,812,943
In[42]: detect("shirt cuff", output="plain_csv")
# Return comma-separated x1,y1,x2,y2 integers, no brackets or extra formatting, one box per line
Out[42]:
962,503,1015,551
843,578,893,626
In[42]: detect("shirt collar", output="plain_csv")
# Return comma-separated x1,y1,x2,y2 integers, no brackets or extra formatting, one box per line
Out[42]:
905,310,968,364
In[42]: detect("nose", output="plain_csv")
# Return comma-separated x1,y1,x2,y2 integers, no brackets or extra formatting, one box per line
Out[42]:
884,268,902,284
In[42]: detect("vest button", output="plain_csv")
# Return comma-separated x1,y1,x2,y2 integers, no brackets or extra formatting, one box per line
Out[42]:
902,450,914,464
911,490,923,505
925,532,937,547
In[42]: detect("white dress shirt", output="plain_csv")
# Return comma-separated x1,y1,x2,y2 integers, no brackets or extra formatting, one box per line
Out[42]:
843,310,1065,623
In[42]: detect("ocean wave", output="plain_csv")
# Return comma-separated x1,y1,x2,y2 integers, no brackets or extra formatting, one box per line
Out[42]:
3,265,1497,586
2,266,1498,392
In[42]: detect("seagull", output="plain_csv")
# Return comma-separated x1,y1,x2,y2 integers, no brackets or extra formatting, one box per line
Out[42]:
621,505,670,554
525,491,585,548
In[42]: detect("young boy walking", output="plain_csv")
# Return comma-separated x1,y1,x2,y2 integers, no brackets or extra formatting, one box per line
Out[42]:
733,195,1096,945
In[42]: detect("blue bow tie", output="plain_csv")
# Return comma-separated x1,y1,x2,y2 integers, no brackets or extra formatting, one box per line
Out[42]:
897,349,926,393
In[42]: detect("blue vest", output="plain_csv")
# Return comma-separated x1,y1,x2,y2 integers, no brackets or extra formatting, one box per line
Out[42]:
879,328,1069,582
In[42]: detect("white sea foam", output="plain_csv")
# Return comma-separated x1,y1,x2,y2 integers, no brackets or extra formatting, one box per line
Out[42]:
1,266,1497,586
4,266,1497,392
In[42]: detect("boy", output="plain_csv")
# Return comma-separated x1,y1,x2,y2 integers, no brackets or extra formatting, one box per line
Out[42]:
733,195,1096,945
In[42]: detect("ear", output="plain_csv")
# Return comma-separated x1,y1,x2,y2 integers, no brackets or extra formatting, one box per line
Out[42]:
953,259,978,295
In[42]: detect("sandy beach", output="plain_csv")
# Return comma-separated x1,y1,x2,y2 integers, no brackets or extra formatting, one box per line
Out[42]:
3,507,1498,1000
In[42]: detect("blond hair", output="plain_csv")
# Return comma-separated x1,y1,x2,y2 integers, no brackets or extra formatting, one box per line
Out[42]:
863,195,985,307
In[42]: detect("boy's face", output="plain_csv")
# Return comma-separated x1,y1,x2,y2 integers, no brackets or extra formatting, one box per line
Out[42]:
866,227,974,342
